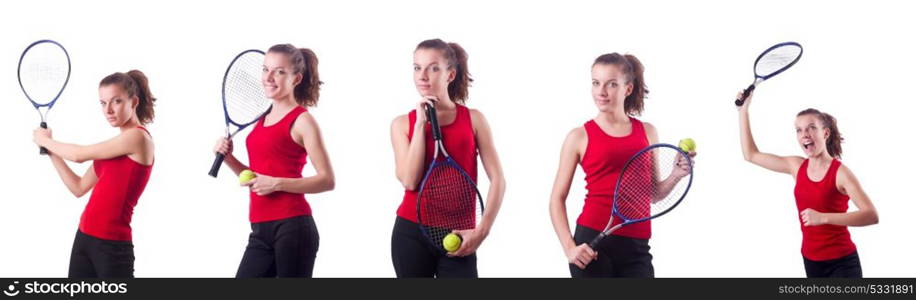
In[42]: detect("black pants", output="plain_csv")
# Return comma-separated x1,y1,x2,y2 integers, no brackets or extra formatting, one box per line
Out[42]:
68,230,135,278
803,251,863,278
391,217,478,278
569,225,654,278
236,215,320,278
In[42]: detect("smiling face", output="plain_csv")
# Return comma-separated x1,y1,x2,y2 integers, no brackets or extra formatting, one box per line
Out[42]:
98,84,138,127
413,48,455,98
795,113,830,157
262,51,303,100
591,63,633,113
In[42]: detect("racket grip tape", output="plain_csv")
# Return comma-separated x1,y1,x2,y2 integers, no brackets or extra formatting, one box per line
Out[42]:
208,153,226,177
425,104,443,140
587,232,607,250
734,84,756,107
39,122,49,155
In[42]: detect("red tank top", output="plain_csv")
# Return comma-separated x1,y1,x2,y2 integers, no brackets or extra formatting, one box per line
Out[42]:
577,118,651,239
246,106,311,223
794,159,856,261
397,105,478,222
79,127,153,241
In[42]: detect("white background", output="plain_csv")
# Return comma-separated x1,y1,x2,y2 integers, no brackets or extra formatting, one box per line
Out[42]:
0,0,913,277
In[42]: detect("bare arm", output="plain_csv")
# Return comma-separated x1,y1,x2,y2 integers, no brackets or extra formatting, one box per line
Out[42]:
244,113,335,195
737,92,803,175
35,128,148,163
47,154,98,198
392,101,432,190
801,165,879,227
468,110,505,237
449,110,507,257
548,127,596,269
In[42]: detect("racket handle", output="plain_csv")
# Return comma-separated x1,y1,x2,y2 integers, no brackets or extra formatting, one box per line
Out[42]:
425,104,443,141
208,153,226,177
587,232,607,250
39,122,49,155
734,84,756,107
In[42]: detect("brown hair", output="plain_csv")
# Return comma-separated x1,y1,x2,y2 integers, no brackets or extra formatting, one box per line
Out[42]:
797,108,844,159
268,44,322,107
593,53,649,116
416,39,473,103
99,70,156,124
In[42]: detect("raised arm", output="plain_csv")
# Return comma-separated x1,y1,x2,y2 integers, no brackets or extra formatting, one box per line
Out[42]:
737,91,803,175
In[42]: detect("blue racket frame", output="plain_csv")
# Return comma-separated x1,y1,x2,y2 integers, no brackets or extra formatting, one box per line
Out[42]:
735,41,803,106
415,104,485,253
588,143,693,249
18,39,71,155
208,49,268,177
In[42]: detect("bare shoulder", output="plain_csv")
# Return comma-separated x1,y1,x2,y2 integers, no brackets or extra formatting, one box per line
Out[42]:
293,110,320,130
391,114,410,133
468,108,488,125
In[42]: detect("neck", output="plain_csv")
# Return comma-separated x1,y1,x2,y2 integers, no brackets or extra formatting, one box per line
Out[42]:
118,118,141,132
808,152,833,168
271,96,299,112
596,109,630,125
432,93,457,111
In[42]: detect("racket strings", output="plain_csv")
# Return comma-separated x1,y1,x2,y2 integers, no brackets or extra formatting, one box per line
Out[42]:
755,45,802,77
615,147,691,221
224,53,270,123
19,43,69,104
418,163,482,245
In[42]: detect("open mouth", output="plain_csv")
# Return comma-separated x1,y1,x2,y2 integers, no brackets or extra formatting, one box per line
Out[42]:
803,141,814,151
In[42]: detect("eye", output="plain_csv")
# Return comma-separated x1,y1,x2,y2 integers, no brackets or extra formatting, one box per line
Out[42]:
432,66,440,72
610,82,619,88
262,67,268,73
413,66,421,71
592,81,599,86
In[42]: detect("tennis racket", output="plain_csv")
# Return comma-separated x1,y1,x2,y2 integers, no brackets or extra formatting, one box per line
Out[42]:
208,49,271,177
734,41,803,107
18,40,71,155
416,104,485,253
588,143,693,250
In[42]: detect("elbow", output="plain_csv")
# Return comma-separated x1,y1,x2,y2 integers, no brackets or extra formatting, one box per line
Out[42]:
323,176,335,192
396,170,419,191
401,180,418,191
742,152,753,162
70,153,90,164
70,188,89,198
869,210,879,226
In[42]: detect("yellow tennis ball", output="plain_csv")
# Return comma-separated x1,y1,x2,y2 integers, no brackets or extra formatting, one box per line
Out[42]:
239,170,257,184
442,233,462,252
678,138,696,153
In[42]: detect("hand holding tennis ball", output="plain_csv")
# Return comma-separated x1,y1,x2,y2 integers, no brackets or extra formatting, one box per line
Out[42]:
443,233,462,252
239,169,257,185
678,138,696,153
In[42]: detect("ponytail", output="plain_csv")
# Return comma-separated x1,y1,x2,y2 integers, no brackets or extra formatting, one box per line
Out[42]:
268,44,322,107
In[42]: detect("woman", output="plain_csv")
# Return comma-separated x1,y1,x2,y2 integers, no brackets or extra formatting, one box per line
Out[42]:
389,38,506,278
737,91,878,277
213,44,334,278
33,70,156,278
548,53,695,277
